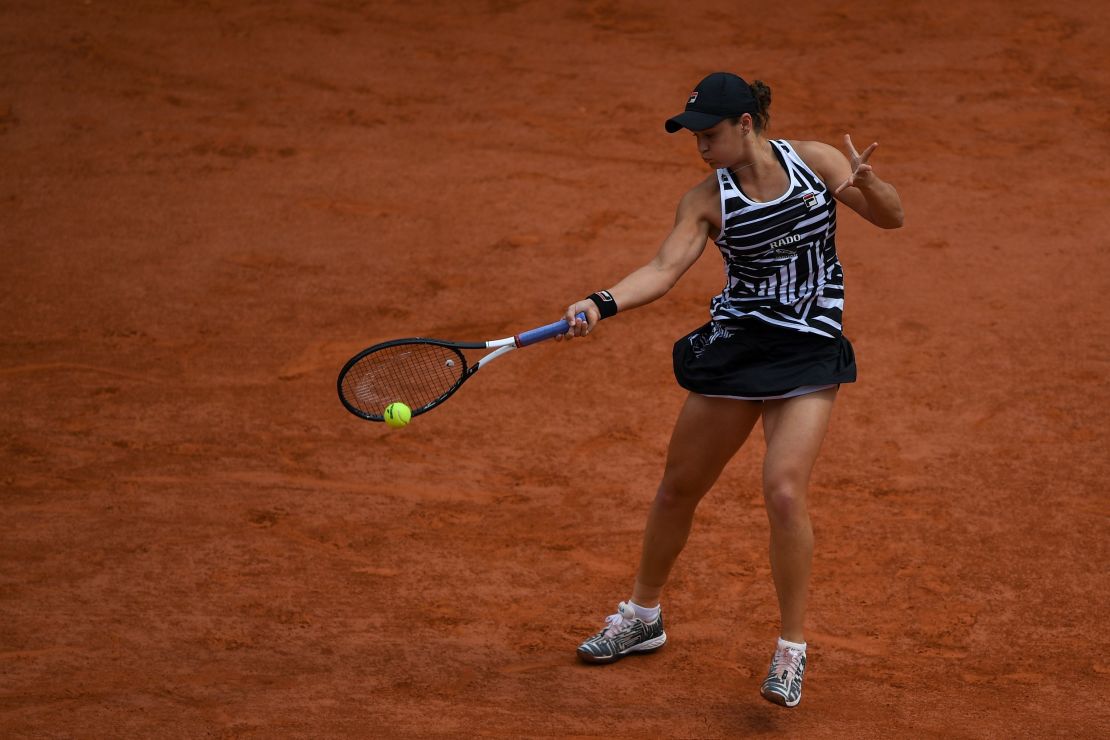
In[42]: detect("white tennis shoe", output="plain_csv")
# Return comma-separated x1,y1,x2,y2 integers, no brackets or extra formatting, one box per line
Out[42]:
576,601,667,664
760,643,807,707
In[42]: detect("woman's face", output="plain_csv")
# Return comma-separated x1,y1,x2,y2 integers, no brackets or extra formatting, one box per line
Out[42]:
693,117,749,169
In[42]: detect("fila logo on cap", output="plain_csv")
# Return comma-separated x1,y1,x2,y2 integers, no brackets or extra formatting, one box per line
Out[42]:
687,91,698,104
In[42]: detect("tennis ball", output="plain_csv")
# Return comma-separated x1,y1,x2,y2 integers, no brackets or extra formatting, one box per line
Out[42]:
383,402,411,428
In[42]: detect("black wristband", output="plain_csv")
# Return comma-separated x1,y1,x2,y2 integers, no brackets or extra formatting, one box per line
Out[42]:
586,290,618,320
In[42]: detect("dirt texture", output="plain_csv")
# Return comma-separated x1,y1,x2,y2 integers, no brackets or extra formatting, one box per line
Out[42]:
2,1,1108,737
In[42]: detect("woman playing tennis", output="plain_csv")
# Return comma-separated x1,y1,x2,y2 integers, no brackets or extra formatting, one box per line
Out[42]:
560,72,904,707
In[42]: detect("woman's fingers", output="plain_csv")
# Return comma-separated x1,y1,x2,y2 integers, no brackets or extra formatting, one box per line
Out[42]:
857,141,878,164
558,302,597,340
843,133,858,159
835,135,879,195
843,134,878,164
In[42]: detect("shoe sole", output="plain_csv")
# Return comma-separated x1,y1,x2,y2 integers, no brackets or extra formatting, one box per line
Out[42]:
760,687,800,708
576,633,667,664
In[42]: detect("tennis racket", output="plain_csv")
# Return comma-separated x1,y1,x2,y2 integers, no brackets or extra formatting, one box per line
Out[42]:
337,313,585,422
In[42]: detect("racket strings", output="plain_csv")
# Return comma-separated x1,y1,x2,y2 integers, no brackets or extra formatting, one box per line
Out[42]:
341,343,464,418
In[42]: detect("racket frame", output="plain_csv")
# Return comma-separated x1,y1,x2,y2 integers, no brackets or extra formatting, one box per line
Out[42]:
337,313,582,422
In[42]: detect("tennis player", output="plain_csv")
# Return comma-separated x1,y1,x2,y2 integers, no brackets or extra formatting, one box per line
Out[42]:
560,72,903,707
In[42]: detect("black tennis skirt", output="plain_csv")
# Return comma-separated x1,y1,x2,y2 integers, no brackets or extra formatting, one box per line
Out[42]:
673,318,857,399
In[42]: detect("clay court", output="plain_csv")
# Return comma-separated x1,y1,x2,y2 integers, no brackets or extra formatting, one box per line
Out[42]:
2,1,1108,737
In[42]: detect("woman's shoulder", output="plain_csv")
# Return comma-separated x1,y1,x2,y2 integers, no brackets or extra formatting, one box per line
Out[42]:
785,139,840,166
674,171,728,227
785,139,842,185
678,172,723,213
687,171,721,197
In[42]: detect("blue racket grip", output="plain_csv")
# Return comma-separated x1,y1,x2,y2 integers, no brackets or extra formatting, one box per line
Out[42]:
516,312,587,347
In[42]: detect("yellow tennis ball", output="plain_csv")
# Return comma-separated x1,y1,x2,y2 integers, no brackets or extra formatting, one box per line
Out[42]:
383,402,411,428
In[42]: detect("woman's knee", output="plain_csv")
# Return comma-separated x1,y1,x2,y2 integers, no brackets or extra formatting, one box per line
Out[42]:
763,477,808,527
654,475,709,513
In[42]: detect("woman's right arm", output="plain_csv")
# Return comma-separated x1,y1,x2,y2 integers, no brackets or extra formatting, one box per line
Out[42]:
562,183,715,337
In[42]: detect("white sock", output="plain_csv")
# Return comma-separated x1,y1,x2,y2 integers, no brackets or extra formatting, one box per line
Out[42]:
629,600,660,622
778,637,807,652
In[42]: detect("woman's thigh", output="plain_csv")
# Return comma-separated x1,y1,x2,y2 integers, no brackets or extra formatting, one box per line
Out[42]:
661,393,764,496
761,387,838,492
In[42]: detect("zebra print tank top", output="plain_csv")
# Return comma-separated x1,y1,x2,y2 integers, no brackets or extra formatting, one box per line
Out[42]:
710,139,844,338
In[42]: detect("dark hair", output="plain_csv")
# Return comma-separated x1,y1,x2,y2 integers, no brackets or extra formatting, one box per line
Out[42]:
749,80,771,131
730,80,772,133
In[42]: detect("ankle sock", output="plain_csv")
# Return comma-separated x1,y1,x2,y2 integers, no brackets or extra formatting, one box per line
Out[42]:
629,600,660,622
778,637,807,652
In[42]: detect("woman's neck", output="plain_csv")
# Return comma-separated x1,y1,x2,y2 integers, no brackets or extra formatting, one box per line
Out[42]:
731,137,773,173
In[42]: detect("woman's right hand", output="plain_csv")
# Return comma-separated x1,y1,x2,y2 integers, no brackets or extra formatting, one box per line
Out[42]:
557,299,599,340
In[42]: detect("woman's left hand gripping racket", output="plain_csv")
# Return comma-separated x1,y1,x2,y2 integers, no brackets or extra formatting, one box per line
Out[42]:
337,313,585,422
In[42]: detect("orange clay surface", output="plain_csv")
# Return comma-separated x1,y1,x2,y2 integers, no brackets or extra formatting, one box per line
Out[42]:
2,2,1108,737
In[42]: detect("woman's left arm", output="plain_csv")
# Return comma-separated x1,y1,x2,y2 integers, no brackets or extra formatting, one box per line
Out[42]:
795,136,904,229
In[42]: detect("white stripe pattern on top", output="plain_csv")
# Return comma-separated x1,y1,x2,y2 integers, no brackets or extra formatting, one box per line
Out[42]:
710,140,845,337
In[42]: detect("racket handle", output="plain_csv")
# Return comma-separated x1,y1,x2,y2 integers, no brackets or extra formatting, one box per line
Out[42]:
516,312,587,347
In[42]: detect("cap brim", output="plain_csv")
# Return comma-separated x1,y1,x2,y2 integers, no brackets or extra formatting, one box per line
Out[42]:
664,110,726,133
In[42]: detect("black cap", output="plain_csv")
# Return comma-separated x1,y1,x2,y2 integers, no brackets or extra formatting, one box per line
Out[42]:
664,72,759,133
